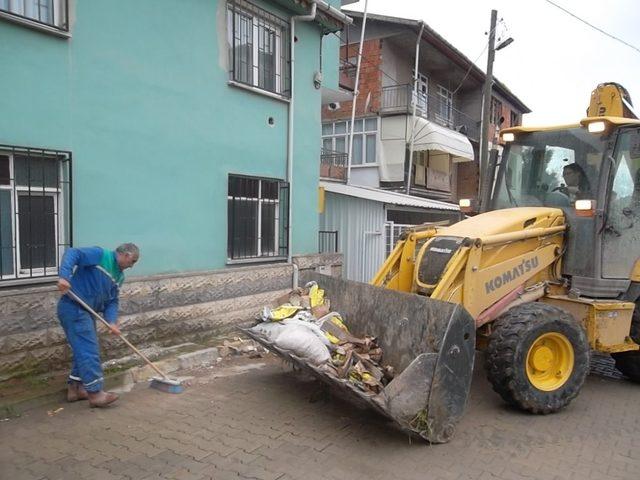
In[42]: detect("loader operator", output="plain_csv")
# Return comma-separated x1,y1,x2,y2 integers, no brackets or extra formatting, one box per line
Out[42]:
559,163,592,202
57,243,140,408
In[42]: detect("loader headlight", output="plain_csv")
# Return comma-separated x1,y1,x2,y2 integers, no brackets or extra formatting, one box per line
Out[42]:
459,198,473,213
502,132,515,142
575,199,596,217
587,121,606,133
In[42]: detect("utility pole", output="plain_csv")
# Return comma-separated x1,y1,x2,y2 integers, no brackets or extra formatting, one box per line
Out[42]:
346,0,368,185
478,9,497,203
405,21,425,195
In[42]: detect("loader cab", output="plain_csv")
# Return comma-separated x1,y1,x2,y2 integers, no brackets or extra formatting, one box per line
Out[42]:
491,121,640,299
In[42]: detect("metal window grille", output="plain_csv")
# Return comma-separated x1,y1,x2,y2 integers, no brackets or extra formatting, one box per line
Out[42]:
227,0,291,97
384,222,414,257
227,175,289,261
318,230,338,254
0,0,69,31
0,145,72,283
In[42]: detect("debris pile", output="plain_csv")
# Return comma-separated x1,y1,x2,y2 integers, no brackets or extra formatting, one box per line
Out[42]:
249,282,394,394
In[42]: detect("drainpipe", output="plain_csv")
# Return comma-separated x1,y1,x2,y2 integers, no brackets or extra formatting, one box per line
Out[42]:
287,2,317,264
346,0,368,185
405,21,425,194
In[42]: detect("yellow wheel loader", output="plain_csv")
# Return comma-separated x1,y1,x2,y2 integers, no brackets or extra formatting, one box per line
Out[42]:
372,82,640,415
247,83,640,443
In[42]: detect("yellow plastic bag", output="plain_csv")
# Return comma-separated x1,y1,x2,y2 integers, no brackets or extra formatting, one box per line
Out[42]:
266,304,300,321
308,283,325,308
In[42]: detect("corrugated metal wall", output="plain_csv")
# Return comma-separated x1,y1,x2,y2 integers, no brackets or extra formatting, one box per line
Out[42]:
319,192,385,282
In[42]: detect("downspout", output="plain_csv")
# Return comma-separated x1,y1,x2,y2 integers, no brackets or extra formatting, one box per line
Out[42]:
287,2,317,264
405,21,425,194
346,0,368,185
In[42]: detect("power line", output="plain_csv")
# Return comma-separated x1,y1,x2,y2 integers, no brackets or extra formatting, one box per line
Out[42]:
544,0,640,55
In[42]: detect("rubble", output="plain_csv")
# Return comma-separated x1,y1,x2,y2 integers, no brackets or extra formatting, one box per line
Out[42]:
248,282,395,394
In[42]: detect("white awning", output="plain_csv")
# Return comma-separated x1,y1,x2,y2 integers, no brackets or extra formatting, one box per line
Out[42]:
379,116,474,182
319,181,459,211
410,117,474,163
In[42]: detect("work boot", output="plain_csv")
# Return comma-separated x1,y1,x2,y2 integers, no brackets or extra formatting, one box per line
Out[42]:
88,391,119,408
67,381,89,402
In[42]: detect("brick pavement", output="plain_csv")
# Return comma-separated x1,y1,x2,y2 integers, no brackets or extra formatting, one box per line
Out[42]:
1,354,639,480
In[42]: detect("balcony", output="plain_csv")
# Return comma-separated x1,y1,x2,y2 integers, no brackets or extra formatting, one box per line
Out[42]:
380,85,480,140
320,148,347,182
338,59,356,92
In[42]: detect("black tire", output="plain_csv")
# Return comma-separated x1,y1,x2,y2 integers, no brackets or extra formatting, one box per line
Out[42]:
485,302,590,414
612,301,640,381
612,350,640,382
627,300,640,344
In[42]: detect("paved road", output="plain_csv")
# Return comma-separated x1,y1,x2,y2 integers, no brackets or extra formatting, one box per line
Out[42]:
1,354,639,480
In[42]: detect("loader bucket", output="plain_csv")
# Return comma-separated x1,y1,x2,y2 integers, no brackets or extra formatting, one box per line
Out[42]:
243,273,476,443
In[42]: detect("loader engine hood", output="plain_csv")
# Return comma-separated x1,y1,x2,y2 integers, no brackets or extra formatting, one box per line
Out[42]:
441,207,564,238
415,207,564,292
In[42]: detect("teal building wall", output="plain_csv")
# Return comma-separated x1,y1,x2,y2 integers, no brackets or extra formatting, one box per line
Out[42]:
0,0,343,276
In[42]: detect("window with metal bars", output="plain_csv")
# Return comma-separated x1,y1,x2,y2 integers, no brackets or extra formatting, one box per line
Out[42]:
227,175,289,261
226,0,291,97
491,97,503,126
0,145,72,283
0,0,69,31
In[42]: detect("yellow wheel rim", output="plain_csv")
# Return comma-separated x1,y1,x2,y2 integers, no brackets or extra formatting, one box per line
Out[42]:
526,332,574,391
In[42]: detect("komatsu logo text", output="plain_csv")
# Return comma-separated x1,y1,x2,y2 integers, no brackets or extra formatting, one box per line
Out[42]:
485,256,539,294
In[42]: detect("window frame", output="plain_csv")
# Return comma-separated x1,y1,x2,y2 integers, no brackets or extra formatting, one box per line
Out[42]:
510,110,520,127
226,0,290,98
0,145,72,284
321,118,379,167
491,97,503,126
0,0,70,36
227,174,289,263
435,84,453,126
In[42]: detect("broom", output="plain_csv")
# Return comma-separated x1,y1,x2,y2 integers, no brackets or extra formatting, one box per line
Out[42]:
66,290,184,394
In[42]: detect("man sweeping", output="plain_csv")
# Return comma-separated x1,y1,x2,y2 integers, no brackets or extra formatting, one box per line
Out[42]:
57,243,140,407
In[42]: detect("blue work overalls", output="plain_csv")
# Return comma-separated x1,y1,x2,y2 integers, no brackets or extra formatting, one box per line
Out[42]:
57,247,123,393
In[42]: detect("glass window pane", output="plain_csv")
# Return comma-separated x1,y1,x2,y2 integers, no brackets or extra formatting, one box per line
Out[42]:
228,176,259,198
0,190,14,276
278,183,289,256
353,119,363,133
365,118,377,131
366,134,376,163
232,12,253,85
335,122,346,134
0,155,9,185
335,136,346,153
14,154,58,188
261,202,276,255
261,179,278,200
352,136,363,165
228,197,258,259
18,195,56,270
322,138,333,152
257,25,277,92
322,123,333,136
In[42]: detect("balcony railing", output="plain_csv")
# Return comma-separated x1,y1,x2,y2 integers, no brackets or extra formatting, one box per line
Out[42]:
380,84,480,140
339,59,356,91
320,148,347,182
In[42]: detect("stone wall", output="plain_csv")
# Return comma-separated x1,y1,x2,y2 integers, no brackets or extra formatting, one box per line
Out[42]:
0,254,343,381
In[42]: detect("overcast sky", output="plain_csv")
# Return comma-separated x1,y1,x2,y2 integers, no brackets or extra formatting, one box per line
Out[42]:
346,0,640,125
